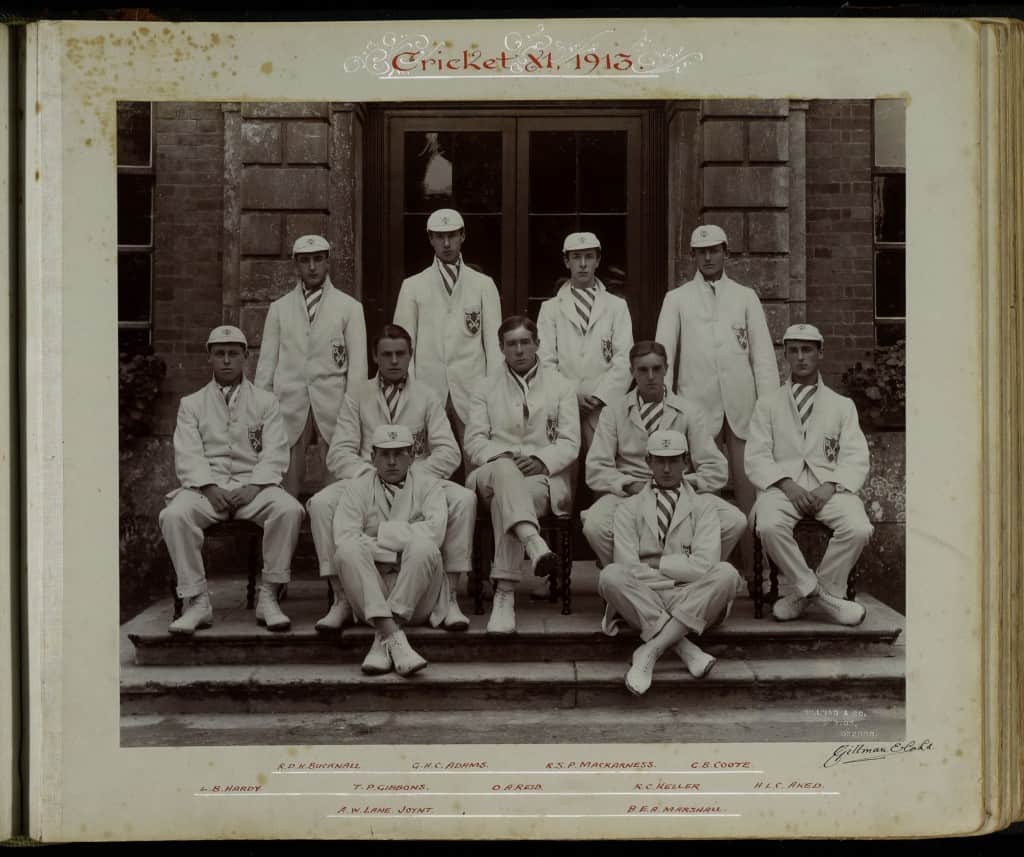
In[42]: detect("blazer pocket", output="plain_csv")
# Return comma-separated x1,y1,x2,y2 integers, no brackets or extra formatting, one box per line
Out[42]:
330,338,348,368
730,321,750,352
462,304,482,337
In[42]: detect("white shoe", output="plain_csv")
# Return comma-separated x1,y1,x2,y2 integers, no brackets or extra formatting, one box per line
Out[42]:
383,629,428,677
361,632,393,675
772,593,809,622
486,588,516,635
442,588,471,632
625,640,661,696
530,548,561,581
315,590,353,634
255,583,291,631
674,637,717,679
168,592,213,636
814,587,866,626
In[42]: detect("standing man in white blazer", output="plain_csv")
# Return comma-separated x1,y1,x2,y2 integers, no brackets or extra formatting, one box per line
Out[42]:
307,323,476,635
464,316,581,634
536,231,634,452
655,224,779,577
332,424,450,677
160,325,304,635
583,340,746,568
745,324,873,626
598,430,743,696
393,208,503,447
255,234,368,497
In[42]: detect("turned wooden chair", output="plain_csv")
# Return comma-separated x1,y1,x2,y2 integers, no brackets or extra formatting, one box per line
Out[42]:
751,518,860,619
468,512,575,615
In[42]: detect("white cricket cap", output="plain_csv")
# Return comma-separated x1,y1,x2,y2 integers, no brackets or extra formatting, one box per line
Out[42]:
647,429,689,457
426,209,465,233
292,235,330,255
690,224,729,249
783,323,825,344
371,424,414,450
562,232,601,253
206,325,248,349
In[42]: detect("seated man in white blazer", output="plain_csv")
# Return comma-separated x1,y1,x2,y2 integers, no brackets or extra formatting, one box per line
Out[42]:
745,323,873,626
160,325,304,635
393,208,503,447
464,315,581,634
584,340,746,569
307,323,476,634
536,231,634,453
333,424,450,677
598,430,743,696
255,234,368,497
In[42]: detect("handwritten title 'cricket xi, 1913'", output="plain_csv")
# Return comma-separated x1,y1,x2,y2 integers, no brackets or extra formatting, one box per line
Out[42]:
391,48,638,74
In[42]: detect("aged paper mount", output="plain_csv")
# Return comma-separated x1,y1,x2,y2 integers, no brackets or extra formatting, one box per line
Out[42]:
23,17,997,840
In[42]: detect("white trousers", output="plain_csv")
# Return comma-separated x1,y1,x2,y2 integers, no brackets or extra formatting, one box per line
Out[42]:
752,488,874,599
283,408,327,498
306,479,475,576
334,534,446,627
598,561,742,639
159,486,304,599
471,459,551,583
581,492,746,568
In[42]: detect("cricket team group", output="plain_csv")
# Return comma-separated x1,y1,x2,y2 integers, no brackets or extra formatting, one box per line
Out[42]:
158,209,874,696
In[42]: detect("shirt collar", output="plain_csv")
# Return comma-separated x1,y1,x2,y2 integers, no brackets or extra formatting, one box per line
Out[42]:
378,374,408,390
508,360,539,383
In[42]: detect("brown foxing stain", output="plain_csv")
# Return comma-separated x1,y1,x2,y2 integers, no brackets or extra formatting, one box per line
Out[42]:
84,138,92,146
34,170,39,182
257,773,267,786
261,62,273,74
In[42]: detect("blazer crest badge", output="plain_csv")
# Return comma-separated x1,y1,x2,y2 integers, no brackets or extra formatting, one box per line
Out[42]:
248,424,263,453
412,428,428,458
546,412,559,443
601,336,614,364
331,340,347,368
824,435,840,463
733,322,749,351
464,308,482,336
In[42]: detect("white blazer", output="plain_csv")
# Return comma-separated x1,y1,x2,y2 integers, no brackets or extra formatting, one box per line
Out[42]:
254,276,368,446
744,380,870,494
654,271,778,439
463,362,581,516
603,482,729,635
325,375,461,482
586,389,728,497
393,260,503,424
536,279,634,407
171,379,289,491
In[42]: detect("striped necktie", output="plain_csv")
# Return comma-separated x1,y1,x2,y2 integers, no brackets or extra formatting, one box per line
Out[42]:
639,393,664,435
221,384,238,409
792,382,818,428
438,257,460,297
573,286,596,333
380,478,405,515
380,378,405,423
509,362,538,420
655,485,681,546
304,287,323,325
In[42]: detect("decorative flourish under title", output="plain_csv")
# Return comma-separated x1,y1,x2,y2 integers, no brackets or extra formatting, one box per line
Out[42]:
343,25,704,79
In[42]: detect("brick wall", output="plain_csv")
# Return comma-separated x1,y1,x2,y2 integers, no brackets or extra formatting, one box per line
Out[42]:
150,102,226,435
805,100,875,387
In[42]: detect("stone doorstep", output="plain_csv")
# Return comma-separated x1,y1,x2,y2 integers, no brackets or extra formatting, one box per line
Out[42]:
125,578,905,667
120,655,906,716
120,703,908,747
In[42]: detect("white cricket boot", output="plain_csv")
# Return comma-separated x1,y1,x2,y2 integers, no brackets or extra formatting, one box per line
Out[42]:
168,591,213,636
255,582,291,631
383,629,428,677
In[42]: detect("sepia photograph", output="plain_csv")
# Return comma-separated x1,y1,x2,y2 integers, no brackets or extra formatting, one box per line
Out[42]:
117,96,907,748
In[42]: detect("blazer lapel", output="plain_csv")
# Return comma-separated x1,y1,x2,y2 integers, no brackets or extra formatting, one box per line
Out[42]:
391,474,413,522
557,286,580,331
586,281,609,330
640,486,661,545
664,487,695,543
627,392,647,434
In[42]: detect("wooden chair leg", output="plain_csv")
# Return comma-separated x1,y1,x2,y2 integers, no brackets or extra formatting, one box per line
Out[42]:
559,523,572,615
165,541,183,621
470,525,484,615
752,531,764,619
245,532,258,609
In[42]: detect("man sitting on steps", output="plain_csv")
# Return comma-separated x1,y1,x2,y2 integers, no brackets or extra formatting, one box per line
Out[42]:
307,323,475,635
332,424,451,677
598,429,743,697
160,325,304,635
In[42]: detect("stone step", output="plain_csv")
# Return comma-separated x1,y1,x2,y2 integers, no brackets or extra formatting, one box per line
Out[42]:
125,580,904,667
121,701,906,747
120,653,904,716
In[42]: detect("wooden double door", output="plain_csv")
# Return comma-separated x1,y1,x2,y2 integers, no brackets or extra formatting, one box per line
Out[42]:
366,104,667,339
